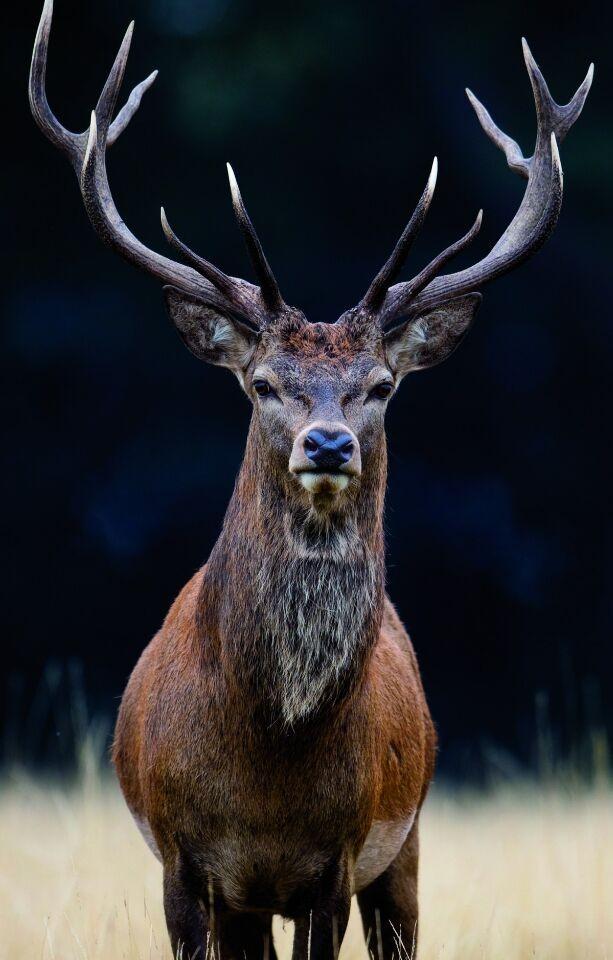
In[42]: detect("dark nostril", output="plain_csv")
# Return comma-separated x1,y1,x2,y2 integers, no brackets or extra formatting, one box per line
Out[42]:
304,430,354,468
336,434,354,464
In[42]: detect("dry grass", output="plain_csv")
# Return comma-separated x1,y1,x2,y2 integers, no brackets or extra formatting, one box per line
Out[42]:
1,756,612,960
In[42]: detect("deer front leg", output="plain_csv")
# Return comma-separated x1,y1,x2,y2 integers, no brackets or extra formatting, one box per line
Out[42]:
292,906,351,960
163,858,209,960
291,863,351,960
218,913,277,960
164,855,279,960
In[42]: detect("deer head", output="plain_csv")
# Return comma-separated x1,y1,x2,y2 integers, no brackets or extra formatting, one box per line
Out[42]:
30,0,592,514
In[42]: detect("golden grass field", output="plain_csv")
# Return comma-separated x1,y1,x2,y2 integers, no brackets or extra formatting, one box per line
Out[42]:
2,752,612,960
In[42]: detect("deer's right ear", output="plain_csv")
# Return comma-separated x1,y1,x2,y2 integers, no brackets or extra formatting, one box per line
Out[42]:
163,286,258,372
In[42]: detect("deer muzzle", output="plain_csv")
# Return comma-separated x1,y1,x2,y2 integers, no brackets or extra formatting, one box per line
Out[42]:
289,421,361,495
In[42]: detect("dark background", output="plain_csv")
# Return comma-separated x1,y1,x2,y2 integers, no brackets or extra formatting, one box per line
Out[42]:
3,0,611,778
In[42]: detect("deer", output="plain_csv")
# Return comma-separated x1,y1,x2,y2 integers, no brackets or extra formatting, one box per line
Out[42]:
30,1,592,956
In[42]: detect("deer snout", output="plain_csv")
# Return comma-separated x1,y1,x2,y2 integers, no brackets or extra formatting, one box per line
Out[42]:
304,429,354,469
289,421,361,495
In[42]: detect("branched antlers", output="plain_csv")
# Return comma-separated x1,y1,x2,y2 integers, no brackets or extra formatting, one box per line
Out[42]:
29,0,285,329
365,40,593,329
30,0,593,334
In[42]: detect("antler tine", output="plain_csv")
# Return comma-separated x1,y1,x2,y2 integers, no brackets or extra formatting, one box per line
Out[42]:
522,39,594,145
361,158,438,313
29,0,159,172
96,22,159,146
98,19,160,147
95,21,135,142
380,40,592,323
160,209,238,300
29,0,82,167
227,164,285,313
381,210,483,328
465,89,530,178
108,71,158,146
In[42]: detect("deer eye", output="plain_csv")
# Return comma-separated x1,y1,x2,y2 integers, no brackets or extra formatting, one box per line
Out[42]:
253,379,273,397
369,381,394,401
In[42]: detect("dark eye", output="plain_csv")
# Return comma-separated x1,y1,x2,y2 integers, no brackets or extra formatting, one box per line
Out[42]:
253,379,272,397
370,381,394,400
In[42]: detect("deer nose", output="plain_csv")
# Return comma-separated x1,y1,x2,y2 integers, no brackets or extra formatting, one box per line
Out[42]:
303,429,354,470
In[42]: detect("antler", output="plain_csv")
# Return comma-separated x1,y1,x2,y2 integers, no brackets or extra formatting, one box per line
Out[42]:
360,158,439,312
29,0,285,328
358,39,593,329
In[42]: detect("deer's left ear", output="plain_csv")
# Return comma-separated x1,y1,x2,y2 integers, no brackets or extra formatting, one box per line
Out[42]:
384,293,481,377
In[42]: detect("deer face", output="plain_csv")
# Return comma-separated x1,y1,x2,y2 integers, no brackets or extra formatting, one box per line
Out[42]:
163,292,480,508
250,320,385,502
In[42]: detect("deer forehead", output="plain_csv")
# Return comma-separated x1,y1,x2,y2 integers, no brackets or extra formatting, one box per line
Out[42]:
256,320,386,379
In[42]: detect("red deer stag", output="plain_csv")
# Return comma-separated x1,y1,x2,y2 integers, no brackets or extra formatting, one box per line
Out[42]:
30,2,592,956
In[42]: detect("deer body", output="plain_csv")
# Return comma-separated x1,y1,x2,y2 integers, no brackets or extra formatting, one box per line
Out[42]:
30,2,592,955
113,334,435,949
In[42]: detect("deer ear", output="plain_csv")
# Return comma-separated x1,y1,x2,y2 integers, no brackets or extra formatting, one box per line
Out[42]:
384,293,481,377
163,286,257,371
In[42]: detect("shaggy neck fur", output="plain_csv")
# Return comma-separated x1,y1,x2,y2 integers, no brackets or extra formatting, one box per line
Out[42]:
202,421,387,727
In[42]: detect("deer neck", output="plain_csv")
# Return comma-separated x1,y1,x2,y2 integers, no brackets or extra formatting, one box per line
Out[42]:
202,421,387,726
